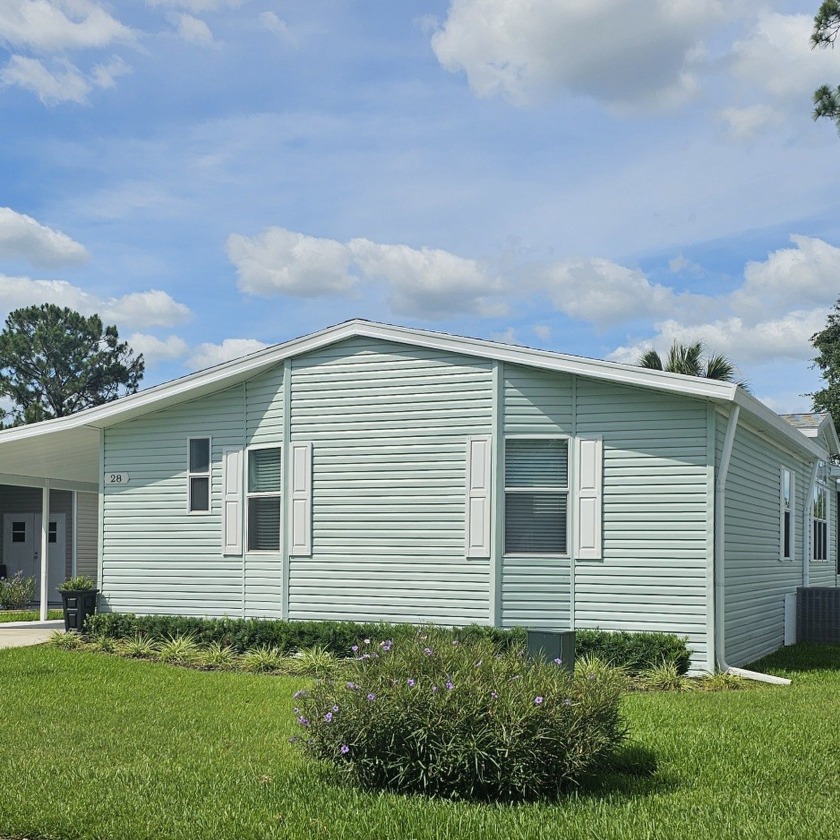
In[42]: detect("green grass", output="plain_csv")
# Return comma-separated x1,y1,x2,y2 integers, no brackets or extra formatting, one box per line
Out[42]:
0,644,838,840
0,609,62,623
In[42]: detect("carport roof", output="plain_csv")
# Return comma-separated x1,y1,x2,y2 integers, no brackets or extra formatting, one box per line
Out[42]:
0,319,833,491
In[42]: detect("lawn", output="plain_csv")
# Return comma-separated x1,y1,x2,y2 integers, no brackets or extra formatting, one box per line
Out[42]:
0,609,63,623
0,644,838,840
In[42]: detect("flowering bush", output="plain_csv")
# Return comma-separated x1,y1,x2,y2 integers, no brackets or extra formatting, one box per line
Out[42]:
0,571,36,610
294,629,627,802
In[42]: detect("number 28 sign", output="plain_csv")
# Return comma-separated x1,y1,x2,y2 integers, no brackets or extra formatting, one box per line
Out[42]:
104,472,129,485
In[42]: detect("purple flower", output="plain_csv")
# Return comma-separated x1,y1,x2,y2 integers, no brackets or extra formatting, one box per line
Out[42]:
340,745,350,755
553,658,563,666
380,640,392,651
424,647,433,656
296,716,310,727
366,693,376,702
445,680,454,691
490,690,499,699
332,705,339,713
407,678,416,687
534,696,544,705
324,712,333,723
346,681,358,690
351,645,359,653
293,707,299,714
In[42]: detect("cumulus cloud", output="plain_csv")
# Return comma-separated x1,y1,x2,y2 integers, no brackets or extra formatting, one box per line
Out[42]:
227,227,508,318
169,12,216,45
259,11,292,41
0,207,89,267
431,0,723,108
188,338,268,369
0,0,134,52
0,275,191,329
348,238,506,317
227,228,355,297
127,333,189,365
1,53,129,105
147,0,242,11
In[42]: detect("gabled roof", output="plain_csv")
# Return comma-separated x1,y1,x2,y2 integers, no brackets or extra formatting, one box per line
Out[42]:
0,319,833,490
781,412,840,459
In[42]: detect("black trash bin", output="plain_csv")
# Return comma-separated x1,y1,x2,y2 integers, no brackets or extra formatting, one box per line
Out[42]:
61,589,99,632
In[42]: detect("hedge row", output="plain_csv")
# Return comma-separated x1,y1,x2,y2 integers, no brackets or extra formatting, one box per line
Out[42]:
84,613,690,674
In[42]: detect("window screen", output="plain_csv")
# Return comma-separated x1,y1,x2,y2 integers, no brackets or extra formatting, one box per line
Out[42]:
247,447,282,551
188,437,211,512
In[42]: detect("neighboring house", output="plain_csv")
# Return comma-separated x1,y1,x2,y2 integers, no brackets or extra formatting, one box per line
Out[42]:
0,320,836,671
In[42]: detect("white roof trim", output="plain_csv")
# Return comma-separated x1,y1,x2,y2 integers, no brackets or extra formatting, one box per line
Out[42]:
0,319,825,460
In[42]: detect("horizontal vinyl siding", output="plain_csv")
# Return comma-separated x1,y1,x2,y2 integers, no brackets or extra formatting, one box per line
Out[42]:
501,365,573,627
75,491,98,583
288,337,493,625
723,419,811,666
101,386,246,616
574,380,710,669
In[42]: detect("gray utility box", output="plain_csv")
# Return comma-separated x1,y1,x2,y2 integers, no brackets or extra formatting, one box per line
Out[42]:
526,629,575,672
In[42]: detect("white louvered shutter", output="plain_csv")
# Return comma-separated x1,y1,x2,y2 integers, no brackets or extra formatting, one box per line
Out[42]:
290,442,312,556
575,436,603,560
466,436,492,558
222,447,243,555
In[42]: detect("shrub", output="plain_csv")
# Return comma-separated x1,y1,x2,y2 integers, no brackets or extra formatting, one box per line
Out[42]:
196,641,238,669
118,634,157,659
638,661,690,692
241,645,285,673
287,645,338,678
0,571,36,610
155,634,200,665
696,671,748,691
294,629,628,802
575,629,691,675
57,575,96,592
48,631,85,650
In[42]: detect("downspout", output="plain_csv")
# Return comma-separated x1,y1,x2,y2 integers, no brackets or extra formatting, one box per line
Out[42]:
804,460,819,589
714,405,790,686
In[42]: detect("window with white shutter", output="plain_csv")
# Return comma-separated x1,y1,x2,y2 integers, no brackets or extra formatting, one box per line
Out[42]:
246,446,282,552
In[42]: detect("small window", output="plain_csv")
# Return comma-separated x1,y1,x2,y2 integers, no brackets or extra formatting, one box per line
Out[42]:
505,438,568,555
188,437,211,513
813,481,828,562
48,522,57,544
11,521,25,543
247,447,281,551
781,468,794,561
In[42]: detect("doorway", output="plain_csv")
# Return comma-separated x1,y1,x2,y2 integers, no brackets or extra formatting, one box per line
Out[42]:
2,513,66,604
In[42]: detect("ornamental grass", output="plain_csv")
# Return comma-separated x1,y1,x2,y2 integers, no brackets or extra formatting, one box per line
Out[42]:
294,628,628,802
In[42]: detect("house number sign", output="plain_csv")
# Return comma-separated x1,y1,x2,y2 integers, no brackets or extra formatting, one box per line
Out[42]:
105,472,130,485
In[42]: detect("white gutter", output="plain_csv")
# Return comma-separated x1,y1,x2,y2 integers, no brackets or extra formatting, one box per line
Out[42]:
804,460,820,588
714,405,791,686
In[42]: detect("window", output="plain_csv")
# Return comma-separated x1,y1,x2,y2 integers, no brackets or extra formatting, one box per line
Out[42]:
247,446,281,551
780,468,794,561
813,477,828,562
11,521,25,543
504,438,568,555
188,437,211,513
48,522,57,544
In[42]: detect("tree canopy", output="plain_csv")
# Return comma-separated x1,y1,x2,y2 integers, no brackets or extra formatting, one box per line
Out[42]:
0,304,144,426
638,341,748,388
812,1,840,129
810,298,840,425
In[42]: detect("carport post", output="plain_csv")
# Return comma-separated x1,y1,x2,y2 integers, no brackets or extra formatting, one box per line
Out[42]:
39,485,50,622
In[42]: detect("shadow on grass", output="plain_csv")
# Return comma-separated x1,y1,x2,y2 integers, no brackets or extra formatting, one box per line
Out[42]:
748,642,840,675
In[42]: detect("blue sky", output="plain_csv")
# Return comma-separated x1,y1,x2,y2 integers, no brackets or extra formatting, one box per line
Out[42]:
2,0,840,412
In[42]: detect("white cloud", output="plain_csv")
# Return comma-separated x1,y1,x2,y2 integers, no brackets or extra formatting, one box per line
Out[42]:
259,11,292,41
541,258,681,326
169,12,216,46
431,0,723,108
347,238,506,317
719,104,783,140
1,53,129,105
0,275,191,329
533,324,551,341
668,254,703,276
188,337,268,369
147,0,242,11
227,227,508,318
0,207,89,267
226,228,355,297
127,333,189,365
0,0,134,52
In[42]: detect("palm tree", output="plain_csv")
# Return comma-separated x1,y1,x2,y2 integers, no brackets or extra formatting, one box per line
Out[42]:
638,341,748,389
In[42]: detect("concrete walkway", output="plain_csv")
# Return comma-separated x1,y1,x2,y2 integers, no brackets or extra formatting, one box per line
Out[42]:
0,620,63,649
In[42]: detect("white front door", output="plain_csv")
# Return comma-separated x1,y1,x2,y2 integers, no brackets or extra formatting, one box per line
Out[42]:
2,513,66,604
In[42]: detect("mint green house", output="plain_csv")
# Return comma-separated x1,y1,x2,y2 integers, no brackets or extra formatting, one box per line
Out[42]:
0,321,837,672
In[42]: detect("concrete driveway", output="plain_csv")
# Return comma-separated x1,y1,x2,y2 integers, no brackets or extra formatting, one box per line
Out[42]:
0,620,63,649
